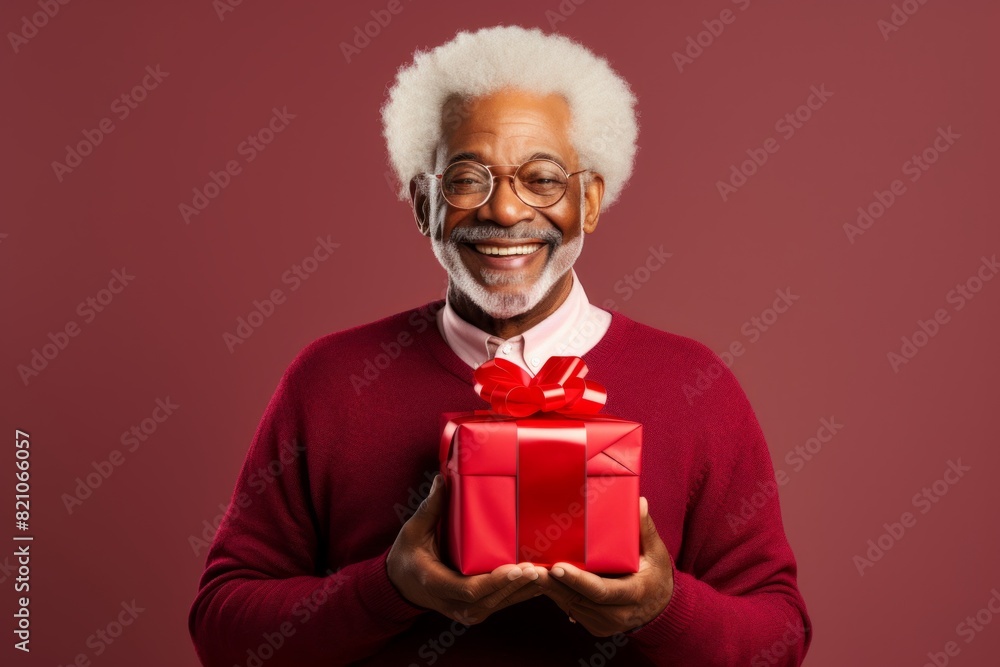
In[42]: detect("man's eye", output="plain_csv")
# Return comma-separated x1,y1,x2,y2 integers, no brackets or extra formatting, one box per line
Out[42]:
448,172,486,183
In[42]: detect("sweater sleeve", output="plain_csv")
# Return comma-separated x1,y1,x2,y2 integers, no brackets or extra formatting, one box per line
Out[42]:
625,359,812,666
188,362,428,666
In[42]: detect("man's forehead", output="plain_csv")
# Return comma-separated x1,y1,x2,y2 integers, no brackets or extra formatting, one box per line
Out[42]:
444,150,570,168
441,90,575,164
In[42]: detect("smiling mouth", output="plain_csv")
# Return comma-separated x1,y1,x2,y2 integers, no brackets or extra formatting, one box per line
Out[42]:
469,242,546,256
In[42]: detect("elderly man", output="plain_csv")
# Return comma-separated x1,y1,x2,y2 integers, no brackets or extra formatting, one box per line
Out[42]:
190,26,811,666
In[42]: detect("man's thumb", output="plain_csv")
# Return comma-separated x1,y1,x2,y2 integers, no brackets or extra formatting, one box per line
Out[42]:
639,496,661,551
412,474,445,525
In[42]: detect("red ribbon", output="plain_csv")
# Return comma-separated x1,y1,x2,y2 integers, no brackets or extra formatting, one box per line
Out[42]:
516,419,587,566
473,356,607,418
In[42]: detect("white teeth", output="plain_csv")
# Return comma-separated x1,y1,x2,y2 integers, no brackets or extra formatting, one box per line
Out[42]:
473,243,543,256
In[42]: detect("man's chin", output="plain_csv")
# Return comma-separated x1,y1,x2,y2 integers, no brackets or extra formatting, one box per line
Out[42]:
455,276,533,304
451,273,566,321
465,292,533,320
472,268,533,289
435,238,573,319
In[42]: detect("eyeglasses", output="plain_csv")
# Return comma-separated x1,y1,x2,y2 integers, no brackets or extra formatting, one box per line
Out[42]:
430,159,588,210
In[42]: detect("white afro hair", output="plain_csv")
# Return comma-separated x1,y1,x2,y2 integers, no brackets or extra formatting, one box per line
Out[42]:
381,25,639,211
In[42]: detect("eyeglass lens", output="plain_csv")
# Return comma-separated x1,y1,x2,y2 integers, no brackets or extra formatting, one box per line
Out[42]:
441,160,570,208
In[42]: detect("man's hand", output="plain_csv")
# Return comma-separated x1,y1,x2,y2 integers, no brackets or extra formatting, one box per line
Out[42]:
532,496,675,636
386,474,540,624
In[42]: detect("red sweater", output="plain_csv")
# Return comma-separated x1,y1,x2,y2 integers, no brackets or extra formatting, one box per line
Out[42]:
189,300,811,666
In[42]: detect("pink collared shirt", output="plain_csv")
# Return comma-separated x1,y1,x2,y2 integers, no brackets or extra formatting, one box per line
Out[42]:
435,268,612,376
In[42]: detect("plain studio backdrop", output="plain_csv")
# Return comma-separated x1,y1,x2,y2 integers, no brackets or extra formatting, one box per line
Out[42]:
2,0,999,665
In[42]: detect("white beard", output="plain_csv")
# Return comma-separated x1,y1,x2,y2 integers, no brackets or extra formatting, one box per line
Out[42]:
428,202,585,320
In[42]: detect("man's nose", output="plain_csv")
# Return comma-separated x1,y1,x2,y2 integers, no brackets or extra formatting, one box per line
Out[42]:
476,176,534,226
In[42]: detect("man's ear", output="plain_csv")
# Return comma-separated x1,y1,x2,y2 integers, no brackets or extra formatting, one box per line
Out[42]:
409,177,431,237
582,173,605,234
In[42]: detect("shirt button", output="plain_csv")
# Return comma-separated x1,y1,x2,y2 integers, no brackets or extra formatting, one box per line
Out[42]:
502,344,512,354
530,356,541,367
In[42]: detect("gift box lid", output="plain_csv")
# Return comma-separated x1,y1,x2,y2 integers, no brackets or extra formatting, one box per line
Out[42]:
440,412,641,477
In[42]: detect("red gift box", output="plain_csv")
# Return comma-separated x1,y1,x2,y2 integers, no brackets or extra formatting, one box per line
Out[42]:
439,356,642,575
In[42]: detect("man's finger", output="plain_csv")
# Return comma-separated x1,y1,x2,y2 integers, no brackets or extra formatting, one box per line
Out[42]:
428,562,525,604
532,568,577,601
494,581,546,608
417,557,487,603
407,474,445,533
477,565,539,610
532,568,592,618
547,562,638,605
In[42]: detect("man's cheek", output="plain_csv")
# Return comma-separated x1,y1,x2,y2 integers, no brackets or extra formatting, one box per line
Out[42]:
439,209,464,236
427,193,448,232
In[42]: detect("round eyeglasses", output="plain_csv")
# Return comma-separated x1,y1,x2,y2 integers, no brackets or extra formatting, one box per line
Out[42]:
431,159,588,210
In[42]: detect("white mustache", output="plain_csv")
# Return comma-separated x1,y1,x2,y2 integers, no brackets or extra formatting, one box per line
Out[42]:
449,227,561,246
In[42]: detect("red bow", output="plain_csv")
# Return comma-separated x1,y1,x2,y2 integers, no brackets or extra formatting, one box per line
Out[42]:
473,356,607,417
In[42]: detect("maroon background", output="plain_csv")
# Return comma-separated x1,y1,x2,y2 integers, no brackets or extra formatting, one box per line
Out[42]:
3,1,999,665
